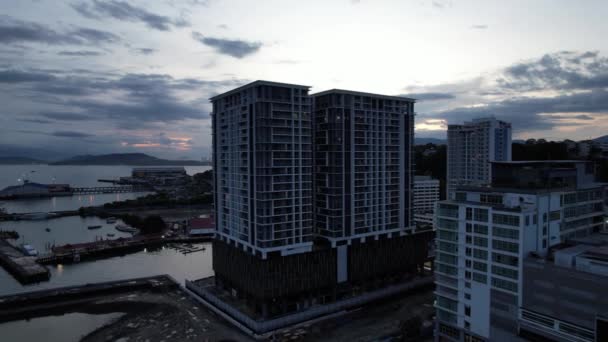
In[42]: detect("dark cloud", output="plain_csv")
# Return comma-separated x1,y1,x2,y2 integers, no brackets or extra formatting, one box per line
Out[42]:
192,32,262,58
471,24,488,29
497,51,608,92
51,131,95,138
71,0,188,31
404,92,455,101
134,48,156,55
58,50,104,56
0,15,119,45
433,89,608,131
0,69,54,83
41,112,94,121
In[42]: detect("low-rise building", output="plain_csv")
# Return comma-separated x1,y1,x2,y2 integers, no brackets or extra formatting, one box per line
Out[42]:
434,160,606,341
414,176,440,229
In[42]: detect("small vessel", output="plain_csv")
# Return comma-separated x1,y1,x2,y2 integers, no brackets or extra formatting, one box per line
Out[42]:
87,225,102,230
107,233,115,237
106,217,117,224
45,227,51,232
20,212,49,220
20,244,39,256
115,224,138,233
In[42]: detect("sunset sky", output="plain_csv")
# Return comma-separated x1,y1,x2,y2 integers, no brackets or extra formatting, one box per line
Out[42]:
1,0,608,159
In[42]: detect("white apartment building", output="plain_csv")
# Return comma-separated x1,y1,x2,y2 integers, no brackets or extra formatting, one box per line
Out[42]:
312,89,416,246
434,161,606,341
447,117,512,198
211,80,314,258
414,175,440,227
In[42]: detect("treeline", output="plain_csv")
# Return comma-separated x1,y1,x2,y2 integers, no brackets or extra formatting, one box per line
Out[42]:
120,214,166,234
414,144,447,199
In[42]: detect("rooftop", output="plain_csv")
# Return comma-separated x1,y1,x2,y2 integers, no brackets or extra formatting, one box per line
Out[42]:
311,88,415,102
210,80,311,101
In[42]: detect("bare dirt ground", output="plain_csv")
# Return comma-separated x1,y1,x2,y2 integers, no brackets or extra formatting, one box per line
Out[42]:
81,289,252,342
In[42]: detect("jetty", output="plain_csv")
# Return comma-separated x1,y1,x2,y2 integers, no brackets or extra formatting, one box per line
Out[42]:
36,234,212,265
0,239,50,284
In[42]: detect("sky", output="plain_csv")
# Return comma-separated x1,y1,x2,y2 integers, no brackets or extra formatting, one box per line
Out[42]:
1,0,608,159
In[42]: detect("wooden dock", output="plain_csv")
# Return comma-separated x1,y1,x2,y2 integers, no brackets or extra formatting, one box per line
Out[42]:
0,240,50,284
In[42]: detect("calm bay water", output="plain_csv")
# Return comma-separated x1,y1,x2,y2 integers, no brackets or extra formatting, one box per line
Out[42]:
0,164,211,213
0,165,214,297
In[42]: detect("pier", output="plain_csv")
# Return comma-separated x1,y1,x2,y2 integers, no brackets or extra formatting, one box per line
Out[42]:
36,234,212,265
0,239,50,284
71,185,150,195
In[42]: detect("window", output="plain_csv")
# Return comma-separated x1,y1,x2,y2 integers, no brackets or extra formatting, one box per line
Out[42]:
465,306,471,317
466,207,473,220
465,293,471,300
491,277,517,292
474,224,488,235
492,265,518,279
466,223,472,233
492,253,518,266
473,272,487,284
492,240,519,253
493,227,519,240
525,216,530,226
473,249,488,260
473,237,488,247
466,235,472,244
465,247,472,256
549,210,561,221
437,218,458,230
455,192,467,201
439,323,460,337
438,203,459,218
473,261,487,272
493,213,520,226
465,259,472,268
474,208,489,222
465,282,471,288
480,194,502,205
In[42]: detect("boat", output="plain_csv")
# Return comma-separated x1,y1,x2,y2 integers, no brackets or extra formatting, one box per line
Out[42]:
20,212,50,220
87,225,102,230
20,244,39,256
106,217,117,224
107,233,115,237
45,227,51,232
115,224,138,233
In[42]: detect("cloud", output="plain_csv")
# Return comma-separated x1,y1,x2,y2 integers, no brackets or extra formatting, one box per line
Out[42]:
497,51,608,92
432,0,452,9
217,24,228,29
0,69,55,83
403,92,455,101
409,51,608,136
134,48,156,55
17,118,53,124
192,32,262,58
0,15,120,45
121,132,194,151
471,24,488,29
71,0,188,31
51,131,95,138
58,50,104,56
41,112,94,121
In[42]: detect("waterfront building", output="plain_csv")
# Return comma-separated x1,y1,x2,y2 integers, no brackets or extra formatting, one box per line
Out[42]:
434,160,606,341
414,175,440,228
446,117,511,198
0,181,71,199
312,89,415,244
187,81,432,335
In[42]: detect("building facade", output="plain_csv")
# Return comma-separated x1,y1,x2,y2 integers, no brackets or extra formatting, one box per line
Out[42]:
447,117,512,198
414,175,440,228
201,81,433,327
211,81,313,259
312,89,415,246
434,161,605,341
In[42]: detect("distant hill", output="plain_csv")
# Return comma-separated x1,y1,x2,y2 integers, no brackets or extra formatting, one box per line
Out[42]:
51,153,209,166
593,135,608,143
415,137,446,145
0,156,47,165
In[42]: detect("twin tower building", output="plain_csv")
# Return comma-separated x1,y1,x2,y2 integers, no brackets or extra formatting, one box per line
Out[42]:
206,81,432,322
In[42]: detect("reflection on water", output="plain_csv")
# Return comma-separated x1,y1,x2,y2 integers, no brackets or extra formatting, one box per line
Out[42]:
0,312,125,342
0,243,214,296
